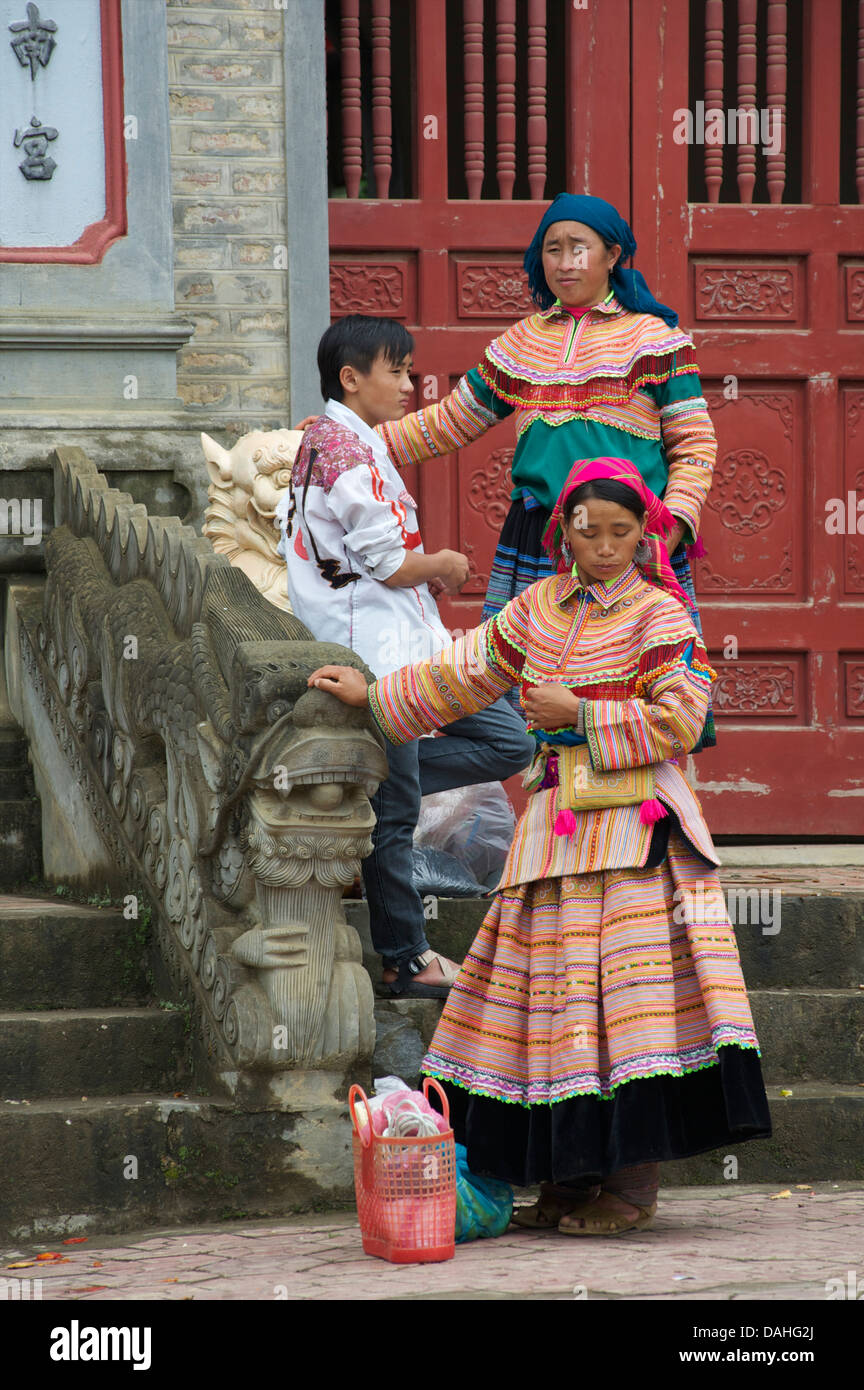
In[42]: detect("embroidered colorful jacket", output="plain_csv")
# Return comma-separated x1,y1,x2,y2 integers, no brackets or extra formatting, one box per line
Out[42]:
378,295,716,543
274,399,450,677
368,562,719,884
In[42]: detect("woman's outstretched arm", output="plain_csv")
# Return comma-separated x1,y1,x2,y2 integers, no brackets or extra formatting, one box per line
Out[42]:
377,368,513,467
653,370,717,546
309,601,530,743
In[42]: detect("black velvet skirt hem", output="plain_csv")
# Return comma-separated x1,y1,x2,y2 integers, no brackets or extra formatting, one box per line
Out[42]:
429,1045,772,1187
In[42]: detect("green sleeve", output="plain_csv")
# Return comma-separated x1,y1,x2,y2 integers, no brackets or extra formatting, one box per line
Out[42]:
644,368,706,409
465,366,515,420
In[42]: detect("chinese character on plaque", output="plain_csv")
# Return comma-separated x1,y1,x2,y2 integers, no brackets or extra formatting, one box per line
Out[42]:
9,2,57,81
13,115,58,180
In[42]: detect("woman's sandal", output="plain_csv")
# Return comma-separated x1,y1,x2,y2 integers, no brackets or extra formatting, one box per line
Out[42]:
557,1190,657,1236
511,1183,600,1230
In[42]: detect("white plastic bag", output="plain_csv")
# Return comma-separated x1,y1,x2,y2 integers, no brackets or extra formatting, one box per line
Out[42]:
353,1077,448,1141
414,782,516,888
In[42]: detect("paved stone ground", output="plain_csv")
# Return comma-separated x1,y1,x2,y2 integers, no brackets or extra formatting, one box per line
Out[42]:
3,1185,862,1301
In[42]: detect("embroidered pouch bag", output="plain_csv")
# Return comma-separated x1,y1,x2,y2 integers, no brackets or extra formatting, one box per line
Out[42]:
524,742,666,835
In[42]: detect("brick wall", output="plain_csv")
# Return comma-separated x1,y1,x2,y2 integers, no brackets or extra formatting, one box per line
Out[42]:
167,0,290,437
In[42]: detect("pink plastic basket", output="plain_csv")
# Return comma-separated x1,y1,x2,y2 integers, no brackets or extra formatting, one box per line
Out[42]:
349,1078,457,1264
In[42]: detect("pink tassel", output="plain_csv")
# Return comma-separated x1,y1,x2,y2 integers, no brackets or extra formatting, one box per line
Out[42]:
687,535,706,558
639,798,668,826
553,808,578,837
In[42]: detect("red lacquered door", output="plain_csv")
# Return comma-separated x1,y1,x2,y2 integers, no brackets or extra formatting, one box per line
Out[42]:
327,0,864,835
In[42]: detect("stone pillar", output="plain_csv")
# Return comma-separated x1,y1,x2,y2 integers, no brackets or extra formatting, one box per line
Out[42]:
281,0,330,420
168,0,291,436
167,0,330,430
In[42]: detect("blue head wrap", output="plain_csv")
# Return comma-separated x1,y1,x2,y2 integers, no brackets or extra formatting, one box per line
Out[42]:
523,193,678,329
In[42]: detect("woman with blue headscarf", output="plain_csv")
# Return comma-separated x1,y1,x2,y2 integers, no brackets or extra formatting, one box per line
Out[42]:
378,193,717,748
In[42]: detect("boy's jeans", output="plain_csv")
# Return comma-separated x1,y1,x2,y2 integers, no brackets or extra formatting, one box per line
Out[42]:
361,698,535,964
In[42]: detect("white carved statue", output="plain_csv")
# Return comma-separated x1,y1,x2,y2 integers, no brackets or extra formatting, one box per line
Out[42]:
201,429,304,613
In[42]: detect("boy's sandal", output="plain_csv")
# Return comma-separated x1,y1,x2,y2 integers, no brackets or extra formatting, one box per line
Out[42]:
557,1193,657,1236
511,1184,599,1230
377,950,460,999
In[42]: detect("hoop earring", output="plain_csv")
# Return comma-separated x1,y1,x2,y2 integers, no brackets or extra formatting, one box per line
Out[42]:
634,538,650,564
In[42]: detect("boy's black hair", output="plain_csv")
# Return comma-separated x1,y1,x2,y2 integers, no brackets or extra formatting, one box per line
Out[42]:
318,315,414,402
563,478,646,523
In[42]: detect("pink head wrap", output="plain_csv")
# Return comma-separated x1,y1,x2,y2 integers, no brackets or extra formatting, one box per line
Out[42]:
541,456,692,611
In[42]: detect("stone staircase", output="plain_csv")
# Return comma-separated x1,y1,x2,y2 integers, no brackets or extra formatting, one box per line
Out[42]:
0,737,351,1244
0,885,343,1243
348,874,864,1184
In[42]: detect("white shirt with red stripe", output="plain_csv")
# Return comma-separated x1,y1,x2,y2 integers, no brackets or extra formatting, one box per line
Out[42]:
274,398,451,677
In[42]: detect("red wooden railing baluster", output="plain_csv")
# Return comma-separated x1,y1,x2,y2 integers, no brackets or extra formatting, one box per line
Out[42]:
341,0,362,199
736,0,758,203
857,0,864,203
496,0,516,200
704,0,724,203
765,0,787,204
464,0,484,198
371,0,392,198
526,0,547,200
415,0,448,201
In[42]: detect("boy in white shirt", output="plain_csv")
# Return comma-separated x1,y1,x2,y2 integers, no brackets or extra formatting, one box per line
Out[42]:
276,315,533,996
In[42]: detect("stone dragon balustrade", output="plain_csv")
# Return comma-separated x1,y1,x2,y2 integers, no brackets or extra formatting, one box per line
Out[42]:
7,445,388,1108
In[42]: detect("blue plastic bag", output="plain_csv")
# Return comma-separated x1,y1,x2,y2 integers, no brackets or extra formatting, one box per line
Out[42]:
454,1143,513,1243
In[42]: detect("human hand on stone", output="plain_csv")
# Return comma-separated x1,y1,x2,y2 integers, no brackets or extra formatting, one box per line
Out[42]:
307,665,369,707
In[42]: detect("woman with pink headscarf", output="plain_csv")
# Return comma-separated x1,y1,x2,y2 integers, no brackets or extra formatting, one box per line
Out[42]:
309,457,770,1236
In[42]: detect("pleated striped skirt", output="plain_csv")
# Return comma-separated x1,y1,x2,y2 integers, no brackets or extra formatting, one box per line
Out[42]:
421,833,771,1185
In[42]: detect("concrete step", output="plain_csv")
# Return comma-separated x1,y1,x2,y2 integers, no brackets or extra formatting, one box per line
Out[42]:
0,1094,336,1244
0,729,34,798
347,892,864,991
0,728,31,769
717,844,864,867
664,1084,864,1184
731,896,864,989
0,899,150,1008
750,989,864,1084
0,1009,189,1099
0,769,32,798
373,998,443,1080
0,800,41,889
